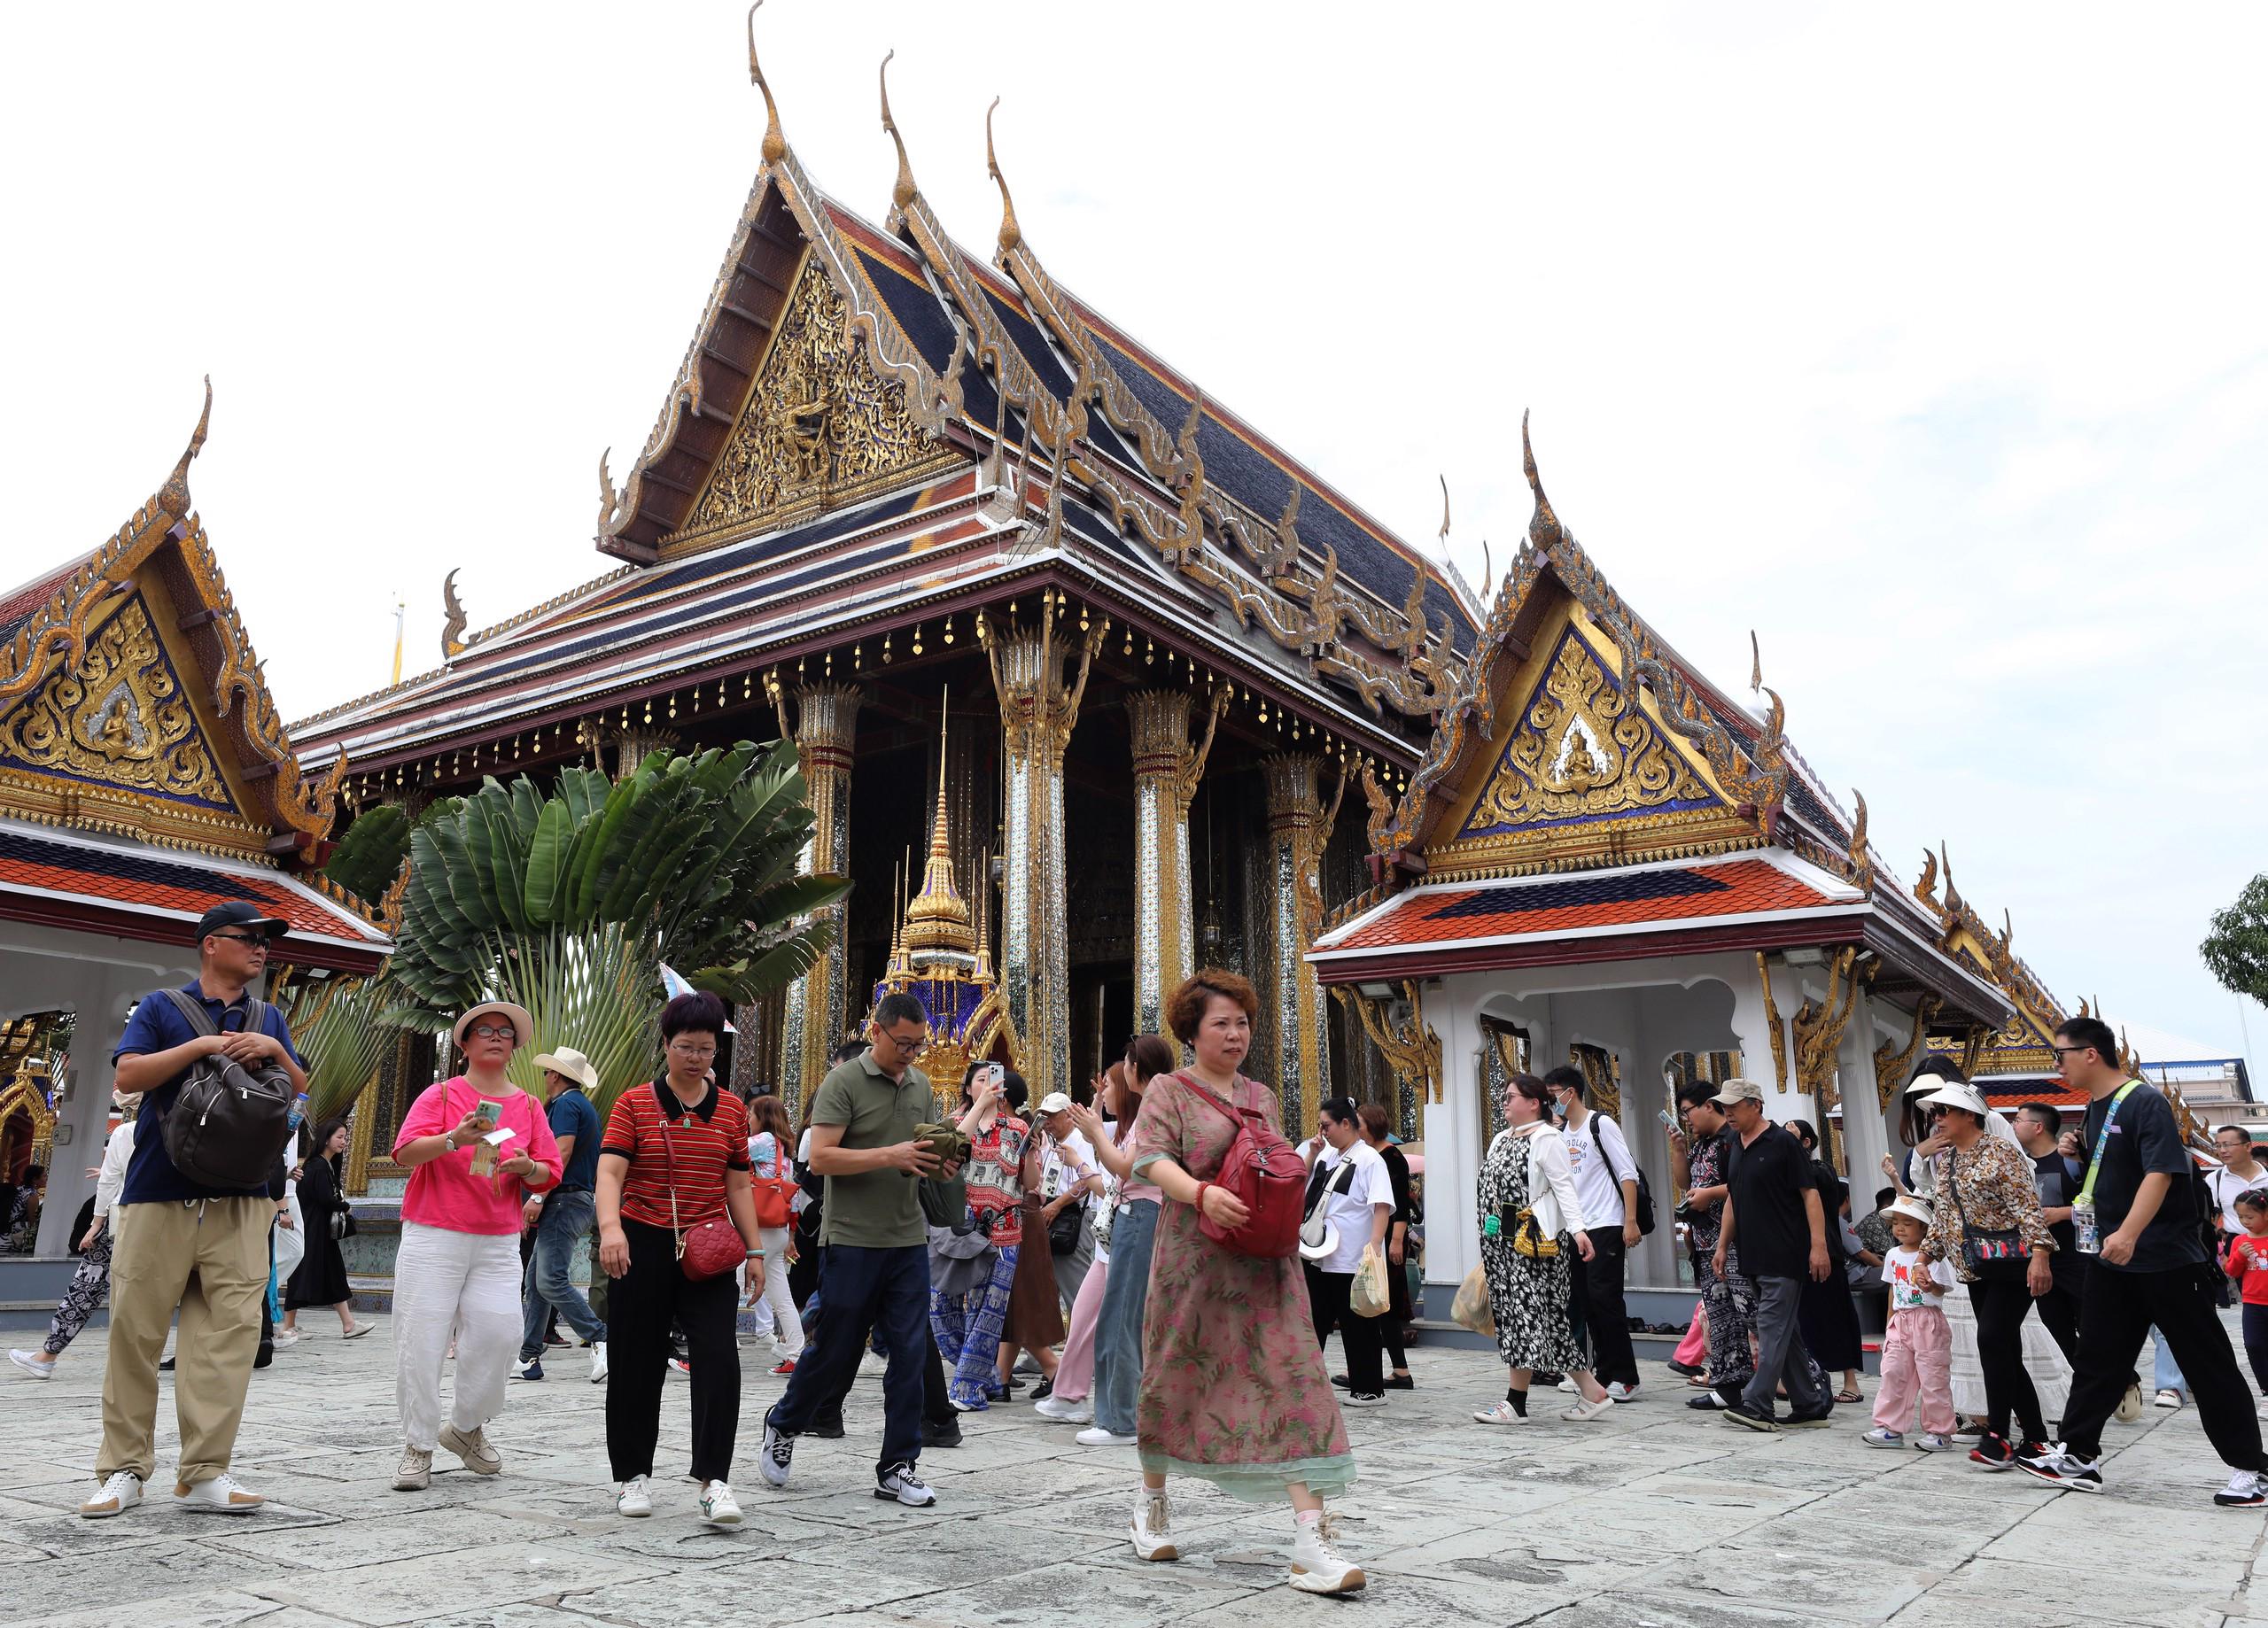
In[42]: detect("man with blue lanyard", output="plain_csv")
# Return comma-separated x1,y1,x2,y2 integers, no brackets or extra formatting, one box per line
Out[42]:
2020,1017,2268,1503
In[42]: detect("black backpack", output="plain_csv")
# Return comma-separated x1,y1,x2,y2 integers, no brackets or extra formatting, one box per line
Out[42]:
156,990,297,1190
1588,1113,1658,1236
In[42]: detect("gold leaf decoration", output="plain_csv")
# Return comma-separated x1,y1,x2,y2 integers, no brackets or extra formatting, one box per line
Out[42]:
0,596,232,810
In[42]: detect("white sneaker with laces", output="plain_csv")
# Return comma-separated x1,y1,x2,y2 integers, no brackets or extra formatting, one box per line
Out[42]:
874,1461,936,1507
392,1447,432,1491
1130,1488,1179,1562
589,1340,609,1384
439,1423,501,1475
2155,1389,2184,1409
757,1419,795,1488
9,1348,57,1379
1076,1426,1138,1446
1288,1513,1365,1594
617,1474,651,1517
79,1470,142,1519
1034,1393,1092,1423
271,1330,300,1349
175,1472,263,1514
700,1480,742,1524
2215,1469,2268,1508
1606,1381,1639,1402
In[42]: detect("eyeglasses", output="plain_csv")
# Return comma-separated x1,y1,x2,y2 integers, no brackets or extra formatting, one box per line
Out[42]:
879,1028,928,1052
2049,1045,2094,1060
208,931,271,948
667,1041,718,1059
465,1024,518,1042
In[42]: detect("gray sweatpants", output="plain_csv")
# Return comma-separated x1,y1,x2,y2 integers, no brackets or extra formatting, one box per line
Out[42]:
1742,1273,1829,1416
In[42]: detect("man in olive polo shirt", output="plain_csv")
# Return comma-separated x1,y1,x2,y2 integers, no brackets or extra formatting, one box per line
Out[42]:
760,993,961,1508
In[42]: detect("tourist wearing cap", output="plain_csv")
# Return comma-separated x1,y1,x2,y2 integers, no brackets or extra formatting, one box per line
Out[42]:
388,1000,563,1493
78,902,306,1521
1915,1078,2055,1470
515,1046,608,1384
1712,1078,1836,1432
1472,1072,1612,1426
598,991,764,1524
1036,1089,1104,1322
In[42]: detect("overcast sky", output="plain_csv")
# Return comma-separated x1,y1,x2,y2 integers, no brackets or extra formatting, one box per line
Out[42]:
5,4,2262,1074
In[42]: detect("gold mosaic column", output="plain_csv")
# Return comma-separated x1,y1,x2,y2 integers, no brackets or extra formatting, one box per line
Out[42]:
984,603,1107,1102
1259,752,1340,1138
781,684,862,1113
1125,686,1226,1036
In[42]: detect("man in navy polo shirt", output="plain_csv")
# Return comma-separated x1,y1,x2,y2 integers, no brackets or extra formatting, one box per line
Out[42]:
80,902,306,1522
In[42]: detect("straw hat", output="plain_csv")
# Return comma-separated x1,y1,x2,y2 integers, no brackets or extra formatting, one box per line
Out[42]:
532,1047,599,1091
452,1001,533,1050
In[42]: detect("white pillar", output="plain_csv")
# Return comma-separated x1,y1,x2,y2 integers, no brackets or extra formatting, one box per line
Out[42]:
1424,978,1485,1293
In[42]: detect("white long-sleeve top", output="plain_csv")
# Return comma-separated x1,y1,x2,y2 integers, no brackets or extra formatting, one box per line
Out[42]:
92,1120,136,1218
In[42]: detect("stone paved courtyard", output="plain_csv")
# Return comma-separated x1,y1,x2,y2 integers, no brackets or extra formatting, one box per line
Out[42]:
4,1320,2268,1627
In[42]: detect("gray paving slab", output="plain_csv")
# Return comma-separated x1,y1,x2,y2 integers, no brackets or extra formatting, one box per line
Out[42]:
3,1315,2267,1625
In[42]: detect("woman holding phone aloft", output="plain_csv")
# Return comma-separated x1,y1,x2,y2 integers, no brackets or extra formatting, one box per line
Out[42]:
933,1063,1037,1410
1122,969,1363,1596
389,1001,563,1493
596,991,765,1525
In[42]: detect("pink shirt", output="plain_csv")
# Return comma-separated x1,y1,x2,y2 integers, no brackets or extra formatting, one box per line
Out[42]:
393,1076,562,1236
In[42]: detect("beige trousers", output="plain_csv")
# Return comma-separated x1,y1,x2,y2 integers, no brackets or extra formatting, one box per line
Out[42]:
97,1196,268,1487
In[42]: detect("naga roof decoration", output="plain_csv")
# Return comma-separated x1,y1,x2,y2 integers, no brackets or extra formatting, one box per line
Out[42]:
0,382,351,865
297,21,1480,763
1912,845,2070,1075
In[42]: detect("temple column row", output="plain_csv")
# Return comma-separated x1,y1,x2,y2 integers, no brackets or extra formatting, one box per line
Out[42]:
781,683,861,1114
1125,686,1226,1037
1253,753,1340,1138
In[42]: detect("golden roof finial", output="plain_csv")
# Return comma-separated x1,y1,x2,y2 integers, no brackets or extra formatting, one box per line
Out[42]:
1750,630,1763,694
1521,410,1564,553
1480,538,1494,601
160,375,213,516
1847,788,1874,893
985,97,1021,254
749,3,786,166
880,50,917,217
1437,473,1451,547
973,849,993,979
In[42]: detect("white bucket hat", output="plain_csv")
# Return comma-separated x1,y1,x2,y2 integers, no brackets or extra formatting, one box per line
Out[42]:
1918,1081,1992,1120
1885,1196,1935,1229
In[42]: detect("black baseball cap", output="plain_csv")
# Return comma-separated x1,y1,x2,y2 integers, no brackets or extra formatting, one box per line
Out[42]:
195,901,291,944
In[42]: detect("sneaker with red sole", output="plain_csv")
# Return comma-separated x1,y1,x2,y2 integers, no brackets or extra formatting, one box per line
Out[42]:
771,1359,796,1376
1969,1433,2043,1471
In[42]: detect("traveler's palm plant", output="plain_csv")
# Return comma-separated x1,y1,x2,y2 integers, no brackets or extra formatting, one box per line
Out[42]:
386,740,845,1111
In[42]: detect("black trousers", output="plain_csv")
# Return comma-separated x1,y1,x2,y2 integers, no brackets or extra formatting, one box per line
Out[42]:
1305,1261,1385,1393
2063,1260,2268,1469
1572,1228,1639,1388
1968,1276,2049,1446
2244,1303,2268,1395
604,1219,741,1484
768,1243,930,1474
803,1246,956,1430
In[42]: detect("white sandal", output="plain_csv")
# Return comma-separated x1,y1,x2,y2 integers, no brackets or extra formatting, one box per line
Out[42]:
1472,1400,1528,1425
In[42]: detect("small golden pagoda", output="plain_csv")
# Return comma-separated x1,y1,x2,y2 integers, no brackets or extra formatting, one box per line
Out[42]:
872,698,1014,1100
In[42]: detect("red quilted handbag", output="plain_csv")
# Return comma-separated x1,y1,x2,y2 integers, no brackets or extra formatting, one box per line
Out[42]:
659,1114,745,1282
1179,1073,1303,1259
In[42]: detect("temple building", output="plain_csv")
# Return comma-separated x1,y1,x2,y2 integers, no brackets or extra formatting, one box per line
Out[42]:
0,391,390,1290
1309,428,2019,1306
291,20,1481,1138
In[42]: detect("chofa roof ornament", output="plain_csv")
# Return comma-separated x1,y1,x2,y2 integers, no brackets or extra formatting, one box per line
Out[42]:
749,2,786,166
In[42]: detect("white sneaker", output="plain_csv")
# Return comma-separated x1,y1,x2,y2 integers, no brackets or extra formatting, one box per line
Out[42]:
9,1348,57,1379
1288,1513,1365,1594
757,1419,795,1488
79,1470,142,1519
874,1461,936,1507
1555,1377,1577,1392
700,1480,742,1524
174,1472,263,1514
1606,1381,1639,1403
2155,1389,2184,1409
1130,1488,1179,1562
439,1423,501,1476
271,1330,301,1349
617,1474,651,1517
392,1447,432,1491
1076,1426,1139,1446
589,1340,609,1384
1034,1394,1091,1423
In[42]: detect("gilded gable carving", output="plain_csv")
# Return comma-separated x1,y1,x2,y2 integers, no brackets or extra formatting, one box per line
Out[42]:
0,595,234,810
681,255,941,537
1456,623,1714,840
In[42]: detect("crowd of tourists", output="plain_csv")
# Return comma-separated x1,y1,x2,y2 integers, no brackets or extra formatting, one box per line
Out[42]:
13,900,2268,1599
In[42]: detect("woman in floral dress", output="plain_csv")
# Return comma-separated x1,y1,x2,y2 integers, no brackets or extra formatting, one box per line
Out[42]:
1472,1072,1614,1425
1122,969,1364,1596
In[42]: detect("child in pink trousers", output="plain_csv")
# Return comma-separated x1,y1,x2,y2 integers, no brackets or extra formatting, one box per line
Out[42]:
1865,1198,1958,1451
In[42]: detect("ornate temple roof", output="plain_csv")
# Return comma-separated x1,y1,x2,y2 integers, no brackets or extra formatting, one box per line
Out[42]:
292,26,1474,771
1316,419,2007,1027
0,385,388,972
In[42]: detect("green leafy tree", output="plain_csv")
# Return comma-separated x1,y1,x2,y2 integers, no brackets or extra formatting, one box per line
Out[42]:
2203,874,2268,1005
386,740,846,1110
322,802,414,910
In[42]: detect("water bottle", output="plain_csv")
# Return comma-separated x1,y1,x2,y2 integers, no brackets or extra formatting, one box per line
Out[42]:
288,1091,309,1130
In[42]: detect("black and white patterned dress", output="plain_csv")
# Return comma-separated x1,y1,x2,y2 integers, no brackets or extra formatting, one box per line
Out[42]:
1478,1128,1584,1373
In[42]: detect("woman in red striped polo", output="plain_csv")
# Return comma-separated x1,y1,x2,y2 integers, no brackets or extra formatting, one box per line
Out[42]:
595,991,765,1526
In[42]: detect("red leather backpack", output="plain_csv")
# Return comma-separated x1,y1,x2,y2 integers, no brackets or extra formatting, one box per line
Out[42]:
1178,1072,1303,1259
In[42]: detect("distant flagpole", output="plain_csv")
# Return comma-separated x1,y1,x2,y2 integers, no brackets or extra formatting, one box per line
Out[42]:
390,600,406,685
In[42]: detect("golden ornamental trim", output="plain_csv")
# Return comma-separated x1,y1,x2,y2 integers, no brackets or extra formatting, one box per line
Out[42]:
1757,951,1790,1093
1875,995,1940,1111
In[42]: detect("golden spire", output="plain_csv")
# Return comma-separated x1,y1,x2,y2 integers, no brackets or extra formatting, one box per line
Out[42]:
160,375,213,516
903,686,975,956
972,849,993,980
986,97,1021,254
1437,473,1451,548
749,2,786,166
1521,410,1564,552
880,50,917,218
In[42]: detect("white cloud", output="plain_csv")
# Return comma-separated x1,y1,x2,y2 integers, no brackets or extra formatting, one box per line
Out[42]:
2,2,2262,1085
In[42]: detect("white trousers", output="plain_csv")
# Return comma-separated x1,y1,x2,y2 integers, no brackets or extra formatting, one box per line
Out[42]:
750,1225,803,1358
392,1221,521,1451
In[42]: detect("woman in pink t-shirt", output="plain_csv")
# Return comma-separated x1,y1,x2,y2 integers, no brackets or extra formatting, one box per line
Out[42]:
387,1001,561,1492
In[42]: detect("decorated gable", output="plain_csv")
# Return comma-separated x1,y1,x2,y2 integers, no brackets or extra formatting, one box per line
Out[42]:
1428,601,1752,878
